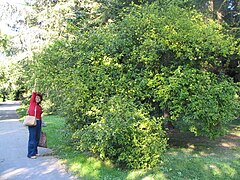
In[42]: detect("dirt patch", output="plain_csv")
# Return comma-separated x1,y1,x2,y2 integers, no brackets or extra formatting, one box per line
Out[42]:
167,119,240,152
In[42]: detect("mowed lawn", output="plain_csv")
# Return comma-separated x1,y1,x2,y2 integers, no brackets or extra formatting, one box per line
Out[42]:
25,112,240,180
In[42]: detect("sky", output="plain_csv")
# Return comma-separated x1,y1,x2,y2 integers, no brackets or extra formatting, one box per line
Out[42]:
0,0,28,35
0,0,26,5
0,0,27,61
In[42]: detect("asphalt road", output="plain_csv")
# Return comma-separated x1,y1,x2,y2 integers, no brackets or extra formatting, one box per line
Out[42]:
0,101,77,180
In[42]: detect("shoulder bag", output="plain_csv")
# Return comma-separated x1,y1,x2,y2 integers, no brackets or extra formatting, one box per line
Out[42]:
23,106,37,126
38,131,47,148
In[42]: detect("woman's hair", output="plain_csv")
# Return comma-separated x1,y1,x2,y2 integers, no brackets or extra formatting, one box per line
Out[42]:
36,93,43,102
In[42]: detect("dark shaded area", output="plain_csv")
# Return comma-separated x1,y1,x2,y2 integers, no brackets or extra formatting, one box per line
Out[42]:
167,118,240,151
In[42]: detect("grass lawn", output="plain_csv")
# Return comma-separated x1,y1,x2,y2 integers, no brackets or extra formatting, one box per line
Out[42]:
41,115,240,180
18,107,239,179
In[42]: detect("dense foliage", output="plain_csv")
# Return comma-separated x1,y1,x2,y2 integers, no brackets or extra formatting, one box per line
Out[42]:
0,0,239,169
73,97,168,169
30,2,240,168
150,67,239,137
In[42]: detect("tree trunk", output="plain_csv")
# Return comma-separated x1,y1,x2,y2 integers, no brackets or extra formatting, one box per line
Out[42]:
208,0,225,22
163,108,174,130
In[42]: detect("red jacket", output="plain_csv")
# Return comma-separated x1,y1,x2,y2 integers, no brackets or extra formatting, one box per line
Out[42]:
28,92,42,120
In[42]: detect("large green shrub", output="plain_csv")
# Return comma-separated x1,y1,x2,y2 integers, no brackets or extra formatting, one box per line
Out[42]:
149,66,240,138
31,2,239,168
73,96,168,169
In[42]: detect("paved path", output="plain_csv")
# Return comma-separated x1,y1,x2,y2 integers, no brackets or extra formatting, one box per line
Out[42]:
0,101,77,180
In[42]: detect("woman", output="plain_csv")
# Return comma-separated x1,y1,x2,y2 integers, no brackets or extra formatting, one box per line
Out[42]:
27,91,43,159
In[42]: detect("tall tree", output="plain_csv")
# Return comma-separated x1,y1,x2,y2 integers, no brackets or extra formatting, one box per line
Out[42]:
182,0,240,82
185,0,239,35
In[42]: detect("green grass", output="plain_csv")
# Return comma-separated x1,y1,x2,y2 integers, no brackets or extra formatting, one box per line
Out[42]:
16,105,28,120
40,115,240,180
17,106,240,179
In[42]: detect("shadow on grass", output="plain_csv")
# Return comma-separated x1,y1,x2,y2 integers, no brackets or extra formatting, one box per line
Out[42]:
167,118,240,151
68,147,239,180
42,115,240,180
158,149,240,180
158,118,240,180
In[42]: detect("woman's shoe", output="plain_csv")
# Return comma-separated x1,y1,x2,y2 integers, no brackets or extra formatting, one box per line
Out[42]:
36,154,40,156
29,156,37,159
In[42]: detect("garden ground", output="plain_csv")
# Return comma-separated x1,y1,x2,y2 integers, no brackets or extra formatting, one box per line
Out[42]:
40,114,240,180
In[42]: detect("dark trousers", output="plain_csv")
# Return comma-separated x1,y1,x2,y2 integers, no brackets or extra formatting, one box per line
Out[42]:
28,120,41,157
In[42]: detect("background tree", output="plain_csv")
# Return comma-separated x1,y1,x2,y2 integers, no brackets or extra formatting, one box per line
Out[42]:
0,0,99,100
0,32,8,51
0,1,32,100
183,0,240,81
